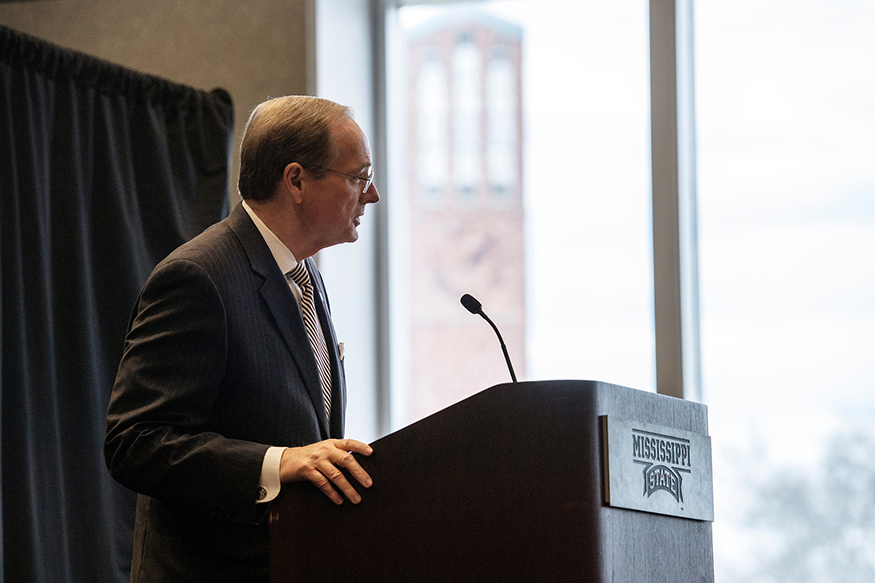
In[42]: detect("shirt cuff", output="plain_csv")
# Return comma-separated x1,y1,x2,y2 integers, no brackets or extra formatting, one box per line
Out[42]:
257,446,286,503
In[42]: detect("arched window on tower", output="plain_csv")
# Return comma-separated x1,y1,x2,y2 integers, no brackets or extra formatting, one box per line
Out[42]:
452,32,482,202
417,49,449,202
486,45,518,201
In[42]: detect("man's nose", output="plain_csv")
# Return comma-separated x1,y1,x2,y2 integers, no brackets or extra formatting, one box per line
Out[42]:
365,182,379,203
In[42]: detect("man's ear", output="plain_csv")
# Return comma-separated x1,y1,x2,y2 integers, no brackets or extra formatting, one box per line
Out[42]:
282,163,306,204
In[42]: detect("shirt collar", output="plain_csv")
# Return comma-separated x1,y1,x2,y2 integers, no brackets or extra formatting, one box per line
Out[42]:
241,199,300,274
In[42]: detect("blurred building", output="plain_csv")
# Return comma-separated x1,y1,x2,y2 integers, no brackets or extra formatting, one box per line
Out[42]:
405,11,526,420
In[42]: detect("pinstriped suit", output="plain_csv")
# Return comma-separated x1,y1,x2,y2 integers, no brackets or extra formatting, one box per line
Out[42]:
105,203,346,582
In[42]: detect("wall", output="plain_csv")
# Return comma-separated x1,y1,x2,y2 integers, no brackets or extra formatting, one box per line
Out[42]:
0,0,313,189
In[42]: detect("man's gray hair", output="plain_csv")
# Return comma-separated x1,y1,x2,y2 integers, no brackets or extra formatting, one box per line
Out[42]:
238,95,352,202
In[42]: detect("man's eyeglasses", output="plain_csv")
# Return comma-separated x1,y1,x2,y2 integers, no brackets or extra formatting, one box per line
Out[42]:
318,166,375,194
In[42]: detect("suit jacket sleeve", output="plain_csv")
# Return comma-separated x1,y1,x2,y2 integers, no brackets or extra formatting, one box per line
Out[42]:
105,254,269,525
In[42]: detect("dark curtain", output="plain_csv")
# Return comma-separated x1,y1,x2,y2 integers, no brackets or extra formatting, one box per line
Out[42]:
0,25,233,582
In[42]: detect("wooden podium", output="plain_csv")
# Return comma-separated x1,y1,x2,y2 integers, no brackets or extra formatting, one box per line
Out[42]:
269,380,714,582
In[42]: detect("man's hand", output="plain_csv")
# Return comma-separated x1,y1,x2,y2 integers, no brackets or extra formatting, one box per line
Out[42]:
279,439,373,504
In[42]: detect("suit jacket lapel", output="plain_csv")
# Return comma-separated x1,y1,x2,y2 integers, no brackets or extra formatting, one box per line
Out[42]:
226,204,332,437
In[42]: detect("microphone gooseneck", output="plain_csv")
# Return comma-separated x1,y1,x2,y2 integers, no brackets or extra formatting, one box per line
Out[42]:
459,294,518,383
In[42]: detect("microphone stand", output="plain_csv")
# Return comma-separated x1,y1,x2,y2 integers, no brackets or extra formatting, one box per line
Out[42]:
460,294,518,383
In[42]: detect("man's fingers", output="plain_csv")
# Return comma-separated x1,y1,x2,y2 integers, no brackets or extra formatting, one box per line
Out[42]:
281,439,374,504
337,439,373,456
307,468,345,505
332,449,373,488
311,459,364,504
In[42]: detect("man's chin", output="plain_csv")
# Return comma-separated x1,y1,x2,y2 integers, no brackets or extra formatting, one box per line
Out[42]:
336,233,358,246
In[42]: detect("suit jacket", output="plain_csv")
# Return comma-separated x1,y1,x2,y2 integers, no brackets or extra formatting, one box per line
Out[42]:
105,203,346,582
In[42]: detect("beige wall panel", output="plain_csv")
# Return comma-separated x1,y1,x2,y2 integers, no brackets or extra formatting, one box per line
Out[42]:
0,0,313,189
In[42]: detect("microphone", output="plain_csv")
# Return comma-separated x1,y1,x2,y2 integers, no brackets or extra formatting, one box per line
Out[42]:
460,294,518,383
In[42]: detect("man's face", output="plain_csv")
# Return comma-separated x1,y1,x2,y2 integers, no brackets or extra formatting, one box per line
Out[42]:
306,117,380,249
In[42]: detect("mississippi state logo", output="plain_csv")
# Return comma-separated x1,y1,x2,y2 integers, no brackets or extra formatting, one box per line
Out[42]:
603,415,713,521
632,430,692,503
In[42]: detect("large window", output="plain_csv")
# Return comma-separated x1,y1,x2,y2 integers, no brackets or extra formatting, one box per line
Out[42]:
696,1,875,580
377,1,875,581
390,0,653,427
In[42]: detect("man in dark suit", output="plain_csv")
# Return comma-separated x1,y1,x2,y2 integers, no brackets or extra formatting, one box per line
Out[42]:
105,95,379,582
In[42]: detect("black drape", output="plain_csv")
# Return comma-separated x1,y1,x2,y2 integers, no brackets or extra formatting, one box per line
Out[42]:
0,25,233,582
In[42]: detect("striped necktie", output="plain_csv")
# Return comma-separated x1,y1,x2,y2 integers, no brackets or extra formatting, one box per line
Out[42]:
288,263,332,420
